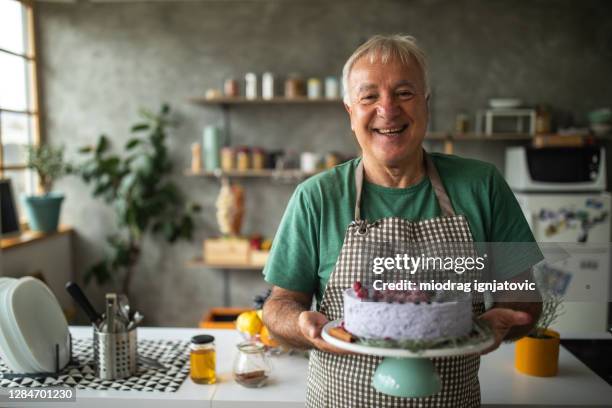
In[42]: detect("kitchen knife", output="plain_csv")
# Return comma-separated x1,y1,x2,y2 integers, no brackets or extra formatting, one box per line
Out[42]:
65,281,103,328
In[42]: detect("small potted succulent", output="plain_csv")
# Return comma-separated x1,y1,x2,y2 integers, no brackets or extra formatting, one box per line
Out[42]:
514,264,565,377
23,144,70,232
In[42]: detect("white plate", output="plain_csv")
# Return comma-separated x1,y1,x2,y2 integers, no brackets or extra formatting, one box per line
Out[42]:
0,278,36,373
9,277,70,372
322,319,494,358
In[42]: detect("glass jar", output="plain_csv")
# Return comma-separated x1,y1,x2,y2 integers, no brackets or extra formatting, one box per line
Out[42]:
232,341,272,388
221,147,235,171
236,147,250,171
251,148,266,170
190,335,216,384
284,75,305,99
224,78,239,97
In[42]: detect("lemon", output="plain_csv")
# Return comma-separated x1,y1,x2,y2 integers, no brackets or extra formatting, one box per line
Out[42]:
256,309,264,321
235,310,263,336
259,325,280,348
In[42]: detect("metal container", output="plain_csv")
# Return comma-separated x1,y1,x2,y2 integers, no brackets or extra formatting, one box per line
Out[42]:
93,327,137,380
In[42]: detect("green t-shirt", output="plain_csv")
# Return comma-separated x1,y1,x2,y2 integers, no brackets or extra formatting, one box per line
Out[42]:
264,153,541,303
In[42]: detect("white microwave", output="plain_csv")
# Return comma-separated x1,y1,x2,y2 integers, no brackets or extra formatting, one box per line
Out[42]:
505,146,606,192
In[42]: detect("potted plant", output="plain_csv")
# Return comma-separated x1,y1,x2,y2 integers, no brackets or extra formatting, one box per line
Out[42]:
514,264,565,377
78,104,200,295
23,144,71,232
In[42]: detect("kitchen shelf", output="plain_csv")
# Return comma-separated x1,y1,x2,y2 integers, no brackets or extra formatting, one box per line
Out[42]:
189,97,343,106
186,258,265,270
1,225,73,251
184,168,320,179
425,132,534,141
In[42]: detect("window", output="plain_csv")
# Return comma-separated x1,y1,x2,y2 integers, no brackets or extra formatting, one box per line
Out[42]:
0,0,40,217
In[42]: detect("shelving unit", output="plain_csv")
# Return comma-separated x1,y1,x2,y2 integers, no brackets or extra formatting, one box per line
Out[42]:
187,258,265,270
186,258,264,306
184,168,319,180
189,97,343,106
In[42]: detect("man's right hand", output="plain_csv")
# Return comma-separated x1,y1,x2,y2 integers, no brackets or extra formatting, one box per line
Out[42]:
298,311,353,354
263,286,353,353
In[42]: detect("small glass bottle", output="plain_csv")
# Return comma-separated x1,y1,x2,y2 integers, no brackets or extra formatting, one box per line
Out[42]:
190,335,216,384
232,341,272,388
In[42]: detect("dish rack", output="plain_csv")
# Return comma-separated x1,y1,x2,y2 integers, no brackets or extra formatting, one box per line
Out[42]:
0,333,74,380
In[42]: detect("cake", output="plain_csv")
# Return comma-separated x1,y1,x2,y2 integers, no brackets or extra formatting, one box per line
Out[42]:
343,282,472,341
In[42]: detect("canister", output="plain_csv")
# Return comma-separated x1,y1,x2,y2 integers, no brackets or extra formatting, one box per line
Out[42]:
325,76,339,99
262,72,274,100
245,73,257,100
251,148,266,170
285,75,305,99
224,79,239,97
236,147,251,171
221,147,235,171
191,143,202,173
203,126,222,171
307,78,322,99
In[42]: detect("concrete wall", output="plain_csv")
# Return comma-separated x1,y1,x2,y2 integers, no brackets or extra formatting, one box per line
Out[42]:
35,0,612,326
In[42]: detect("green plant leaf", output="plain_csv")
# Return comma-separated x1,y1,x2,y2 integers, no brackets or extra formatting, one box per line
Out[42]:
95,135,109,156
125,138,141,150
131,123,150,132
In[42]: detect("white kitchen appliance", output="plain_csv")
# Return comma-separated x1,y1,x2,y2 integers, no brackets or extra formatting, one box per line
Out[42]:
505,146,606,192
507,146,611,333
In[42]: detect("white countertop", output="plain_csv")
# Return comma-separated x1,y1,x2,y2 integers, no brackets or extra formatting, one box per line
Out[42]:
5,327,611,407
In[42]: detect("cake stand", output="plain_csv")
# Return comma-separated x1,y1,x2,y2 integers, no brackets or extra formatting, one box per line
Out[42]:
321,319,495,398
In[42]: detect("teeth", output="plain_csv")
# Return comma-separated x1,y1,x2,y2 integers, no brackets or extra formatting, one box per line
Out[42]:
377,127,404,134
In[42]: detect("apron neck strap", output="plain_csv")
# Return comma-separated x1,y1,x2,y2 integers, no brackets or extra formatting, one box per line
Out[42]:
354,151,456,221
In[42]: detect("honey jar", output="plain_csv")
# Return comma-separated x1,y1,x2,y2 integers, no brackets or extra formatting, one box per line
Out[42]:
190,335,216,384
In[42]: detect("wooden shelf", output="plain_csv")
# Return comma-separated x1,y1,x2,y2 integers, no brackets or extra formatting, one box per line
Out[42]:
425,132,534,141
1,225,73,251
189,97,343,106
184,168,320,179
186,258,265,270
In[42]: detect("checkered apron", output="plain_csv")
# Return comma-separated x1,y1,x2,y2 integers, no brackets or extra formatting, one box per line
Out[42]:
306,154,485,408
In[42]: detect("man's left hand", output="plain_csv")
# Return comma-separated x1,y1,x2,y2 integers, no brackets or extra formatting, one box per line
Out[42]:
478,308,532,355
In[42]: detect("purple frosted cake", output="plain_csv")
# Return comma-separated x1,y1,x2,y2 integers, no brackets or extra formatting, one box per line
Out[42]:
343,283,472,341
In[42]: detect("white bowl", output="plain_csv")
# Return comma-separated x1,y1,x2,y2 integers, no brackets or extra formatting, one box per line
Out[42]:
489,98,522,109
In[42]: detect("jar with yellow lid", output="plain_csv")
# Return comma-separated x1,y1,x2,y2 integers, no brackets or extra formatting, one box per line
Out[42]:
190,334,216,384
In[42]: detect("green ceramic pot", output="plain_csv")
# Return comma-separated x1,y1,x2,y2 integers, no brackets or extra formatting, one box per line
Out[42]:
22,192,64,233
372,357,441,398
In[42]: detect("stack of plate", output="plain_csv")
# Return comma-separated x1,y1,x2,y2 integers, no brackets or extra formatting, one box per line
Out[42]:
0,277,70,374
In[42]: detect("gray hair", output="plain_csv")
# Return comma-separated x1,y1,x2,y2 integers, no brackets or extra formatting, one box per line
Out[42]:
342,34,430,105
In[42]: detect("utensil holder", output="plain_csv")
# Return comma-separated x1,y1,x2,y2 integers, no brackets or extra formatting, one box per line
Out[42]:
93,328,137,380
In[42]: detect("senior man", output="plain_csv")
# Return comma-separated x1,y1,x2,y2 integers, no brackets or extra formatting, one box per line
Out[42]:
263,34,542,407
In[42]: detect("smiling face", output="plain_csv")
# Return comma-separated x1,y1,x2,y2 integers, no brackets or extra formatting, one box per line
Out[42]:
345,55,429,168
